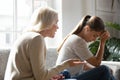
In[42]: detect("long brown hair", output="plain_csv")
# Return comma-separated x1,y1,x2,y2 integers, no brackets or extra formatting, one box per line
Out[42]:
57,15,105,52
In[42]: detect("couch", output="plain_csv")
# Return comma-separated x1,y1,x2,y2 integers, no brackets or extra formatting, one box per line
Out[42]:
0,48,120,80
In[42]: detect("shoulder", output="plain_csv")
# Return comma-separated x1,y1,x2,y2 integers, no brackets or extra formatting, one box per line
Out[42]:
66,34,88,49
29,32,44,43
68,34,86,44
25,32,43,40
20,32,44,45
24,32,45,49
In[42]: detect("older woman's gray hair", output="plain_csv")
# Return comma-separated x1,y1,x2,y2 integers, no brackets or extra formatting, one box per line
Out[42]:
30,7,58,31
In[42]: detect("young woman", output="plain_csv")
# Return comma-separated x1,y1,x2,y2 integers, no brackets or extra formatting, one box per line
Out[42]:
56,15,116,80
4,7,85,80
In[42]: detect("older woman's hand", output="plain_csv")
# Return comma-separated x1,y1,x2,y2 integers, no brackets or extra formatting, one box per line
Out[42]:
65,59,86,67
50,74,64,80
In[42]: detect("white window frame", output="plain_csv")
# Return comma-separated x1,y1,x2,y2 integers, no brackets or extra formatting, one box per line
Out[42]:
0,0,62,49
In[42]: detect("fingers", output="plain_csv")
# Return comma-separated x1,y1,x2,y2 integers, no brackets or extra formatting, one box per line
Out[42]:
73,59,85,64
100,30,110,42
101,31,110,38
72,59,81,62
67,59,86,67
72,59,85,62
50,74,64,80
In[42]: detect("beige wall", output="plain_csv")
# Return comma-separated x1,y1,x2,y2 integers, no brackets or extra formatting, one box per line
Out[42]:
95,0,120,38
62,0,95,38
62,0,120,38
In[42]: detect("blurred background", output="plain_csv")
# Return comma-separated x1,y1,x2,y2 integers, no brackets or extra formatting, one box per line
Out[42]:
0,0,120,49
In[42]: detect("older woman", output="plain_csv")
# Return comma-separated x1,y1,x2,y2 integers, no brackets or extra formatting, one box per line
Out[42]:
4,7,84,80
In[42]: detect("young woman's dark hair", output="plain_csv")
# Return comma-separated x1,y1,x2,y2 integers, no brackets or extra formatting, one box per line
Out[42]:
72,15,105,35
57,15,105,52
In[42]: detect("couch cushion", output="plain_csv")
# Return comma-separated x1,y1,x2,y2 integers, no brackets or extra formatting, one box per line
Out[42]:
0,49,10,80
46,48,58,68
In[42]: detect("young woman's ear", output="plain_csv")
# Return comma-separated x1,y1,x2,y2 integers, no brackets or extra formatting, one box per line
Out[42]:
85,25,90,31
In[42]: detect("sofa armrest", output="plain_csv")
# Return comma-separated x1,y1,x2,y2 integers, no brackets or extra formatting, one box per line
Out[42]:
101,61,120,72
0,49,10,80
101,61,120,80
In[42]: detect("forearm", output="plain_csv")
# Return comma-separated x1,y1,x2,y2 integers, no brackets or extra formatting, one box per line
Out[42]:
95,41,105,64
87,31,110,67
32,61,69,80
87,41,106,67
46,64,69,80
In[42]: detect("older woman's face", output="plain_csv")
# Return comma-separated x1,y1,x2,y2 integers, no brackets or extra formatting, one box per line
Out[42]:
48,18,59,38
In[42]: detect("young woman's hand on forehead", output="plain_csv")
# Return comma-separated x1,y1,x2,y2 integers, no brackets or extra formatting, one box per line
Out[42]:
100,30,110,43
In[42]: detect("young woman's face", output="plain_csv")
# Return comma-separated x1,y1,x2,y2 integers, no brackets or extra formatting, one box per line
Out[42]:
83,25,101,42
